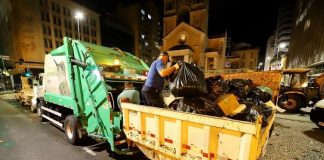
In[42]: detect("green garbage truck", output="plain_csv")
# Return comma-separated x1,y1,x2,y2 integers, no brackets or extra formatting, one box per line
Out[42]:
37,37,149,155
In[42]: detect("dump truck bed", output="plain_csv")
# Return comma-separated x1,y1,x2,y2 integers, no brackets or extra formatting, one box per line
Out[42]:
122,102,275,160
121,70,282,159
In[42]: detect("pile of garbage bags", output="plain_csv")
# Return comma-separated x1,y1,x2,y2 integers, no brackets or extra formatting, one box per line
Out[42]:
168,63,274,127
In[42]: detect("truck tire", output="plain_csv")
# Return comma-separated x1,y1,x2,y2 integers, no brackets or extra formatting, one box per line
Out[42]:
37,101,47,122
278,94,304,112
31,104,37,113
64,115,81,145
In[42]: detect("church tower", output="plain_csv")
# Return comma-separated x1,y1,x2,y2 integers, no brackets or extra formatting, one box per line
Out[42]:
163,0,209,37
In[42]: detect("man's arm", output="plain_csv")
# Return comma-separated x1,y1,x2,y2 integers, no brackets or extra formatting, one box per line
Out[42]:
156,60,179,77
158,66,177,77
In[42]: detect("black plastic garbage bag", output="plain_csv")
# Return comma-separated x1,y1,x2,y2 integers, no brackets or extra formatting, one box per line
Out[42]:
169,97,224,117
226,79,252,99
230,107,260,123
170,62,208,97
252,103,273,127
176,98,195,112
247,87,272,103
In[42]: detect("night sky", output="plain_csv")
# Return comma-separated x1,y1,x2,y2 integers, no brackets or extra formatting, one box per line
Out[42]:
74,0,281,60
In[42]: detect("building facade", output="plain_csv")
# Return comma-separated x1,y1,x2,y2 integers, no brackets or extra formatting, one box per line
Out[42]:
272,0,295,69
162,0,227,70
227,48,259,70
264,34,275,70
0,0,100,71
105,3,161,64
287,0,324,74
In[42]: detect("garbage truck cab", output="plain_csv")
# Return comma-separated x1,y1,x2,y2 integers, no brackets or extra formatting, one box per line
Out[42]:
38,37,148,154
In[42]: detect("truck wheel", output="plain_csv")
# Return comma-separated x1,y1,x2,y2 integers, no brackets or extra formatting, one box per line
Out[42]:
64,115,81,145
36,102,42,117
31,104,37,113
278,94,303,112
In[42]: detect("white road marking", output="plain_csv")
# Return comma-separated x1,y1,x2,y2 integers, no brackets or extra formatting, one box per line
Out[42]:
83,147,96,156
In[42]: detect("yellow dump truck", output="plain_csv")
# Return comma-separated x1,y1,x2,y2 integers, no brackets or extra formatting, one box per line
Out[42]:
121,70,282,160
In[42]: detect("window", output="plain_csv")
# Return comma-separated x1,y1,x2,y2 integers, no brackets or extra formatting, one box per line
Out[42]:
241,62,244,67
53,15,56,24
74,23,77,31
51,2,55,11
242,53,246,59
42,25,46,34
148,14,151,20
56,41,60,47
49,39,52,48
92,39,96,44
249,62,253,68
43,38,47,47
46,26,51,35
91,29,96,37
68,21,72,29
45,12,49,22
40,0,48,7
57,17,61,25
64,19,67,28
41,12,44,21
91,19,96,27
251,53,254,58
55,4,60,13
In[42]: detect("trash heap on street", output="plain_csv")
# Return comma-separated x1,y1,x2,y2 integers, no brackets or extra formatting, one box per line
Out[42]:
168,62,274,127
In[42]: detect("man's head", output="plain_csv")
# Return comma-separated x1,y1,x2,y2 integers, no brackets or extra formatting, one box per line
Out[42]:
124,81,134,89
158,51,170,64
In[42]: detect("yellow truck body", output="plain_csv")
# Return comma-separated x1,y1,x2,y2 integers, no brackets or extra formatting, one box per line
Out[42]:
121,70,282,160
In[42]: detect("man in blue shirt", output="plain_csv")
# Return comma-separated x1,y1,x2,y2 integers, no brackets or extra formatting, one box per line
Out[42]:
141,51,180,108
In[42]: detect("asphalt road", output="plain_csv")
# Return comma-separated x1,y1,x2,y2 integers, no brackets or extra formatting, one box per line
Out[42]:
0,99,144,160
264,108,324,160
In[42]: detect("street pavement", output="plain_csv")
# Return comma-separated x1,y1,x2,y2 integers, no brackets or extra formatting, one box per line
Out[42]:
264,108,324,160
0,99,146,160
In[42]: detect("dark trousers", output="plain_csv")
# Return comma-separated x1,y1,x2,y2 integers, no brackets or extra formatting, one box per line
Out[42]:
141,86,165,108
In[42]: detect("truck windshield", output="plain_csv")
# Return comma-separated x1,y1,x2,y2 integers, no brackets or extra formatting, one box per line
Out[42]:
282,73,307,88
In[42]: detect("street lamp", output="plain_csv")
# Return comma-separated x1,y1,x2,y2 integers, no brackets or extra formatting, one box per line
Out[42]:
75,11,84,40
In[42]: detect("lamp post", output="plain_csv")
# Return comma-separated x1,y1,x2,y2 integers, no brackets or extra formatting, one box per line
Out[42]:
75,11,84,40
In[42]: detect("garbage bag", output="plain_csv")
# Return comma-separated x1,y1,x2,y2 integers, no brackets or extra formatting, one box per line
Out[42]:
247,87,272,103
169,97,224,117
230,107,260,123
176,98,195,112
252,103,273,127
170,62,208,97
226,79,253,99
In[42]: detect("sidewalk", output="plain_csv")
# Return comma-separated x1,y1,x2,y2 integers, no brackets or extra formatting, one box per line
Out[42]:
0,90,15,95
0,90,16,100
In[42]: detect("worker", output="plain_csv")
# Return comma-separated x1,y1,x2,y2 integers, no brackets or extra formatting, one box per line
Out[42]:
141,51,180,108
117,81,139,152
117,81,140,111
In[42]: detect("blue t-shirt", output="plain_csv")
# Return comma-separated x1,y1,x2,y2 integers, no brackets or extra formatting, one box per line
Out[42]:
144,59,165,92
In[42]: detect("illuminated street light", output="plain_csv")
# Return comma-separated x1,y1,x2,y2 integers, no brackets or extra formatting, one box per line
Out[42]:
75,11,84,40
